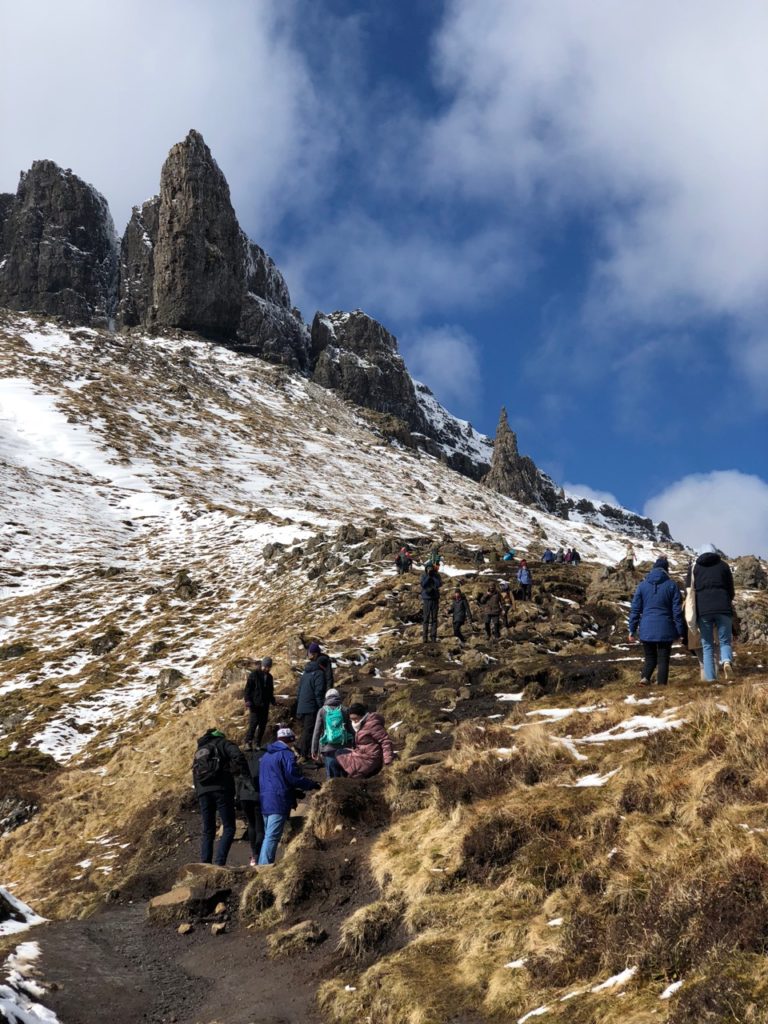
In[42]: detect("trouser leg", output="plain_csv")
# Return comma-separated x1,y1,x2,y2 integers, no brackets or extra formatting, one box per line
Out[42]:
641,642,658,681
656,642,672,685
325,753,346,778
213,791,236,866
242,800,264,861
453,622,464,642
244,710,259,745
255,706,269,746
299,712,316,759
698,616,716,681
199,793,216,864
258,814,287,865
491,614,500,638
716,614,733,665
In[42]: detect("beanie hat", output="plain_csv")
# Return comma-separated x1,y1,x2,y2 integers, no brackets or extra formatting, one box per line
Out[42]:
654,556,669,570
277,727,295,741
697,543,717,556
307,641,321,654
261,656,273,667
325,688,341,699
349,702,368,717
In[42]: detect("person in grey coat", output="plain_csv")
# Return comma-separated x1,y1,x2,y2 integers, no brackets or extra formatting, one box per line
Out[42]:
311,688,353,778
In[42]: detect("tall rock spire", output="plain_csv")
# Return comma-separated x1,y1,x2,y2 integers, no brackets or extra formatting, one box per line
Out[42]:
483,407,561,512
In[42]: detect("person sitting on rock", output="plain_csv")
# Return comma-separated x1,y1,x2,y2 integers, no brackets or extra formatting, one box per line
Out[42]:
517,561,533,601
311,688,353,778
192,728,249,867
336,704,395,779
478,583,503,639
628,556,685,686
296,644,332,763
236,746,265,867
420,564,442,642
243,656,277,750
258,726,320,864
395,547,413,574
542,548,555,563
450,587,474,643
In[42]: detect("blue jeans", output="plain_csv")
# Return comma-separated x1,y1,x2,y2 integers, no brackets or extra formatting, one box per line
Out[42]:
698,614,733,681
199,791,236,866
324,754,347,779
258,813,288,864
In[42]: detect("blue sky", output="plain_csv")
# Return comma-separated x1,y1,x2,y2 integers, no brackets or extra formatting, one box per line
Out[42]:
2,0,767,554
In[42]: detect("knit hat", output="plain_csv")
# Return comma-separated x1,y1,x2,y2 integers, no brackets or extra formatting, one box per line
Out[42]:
697,543,717,556
325,688,340,699
277,727,295,741
654,556,669,570
307,641,321,654
261,656,273,667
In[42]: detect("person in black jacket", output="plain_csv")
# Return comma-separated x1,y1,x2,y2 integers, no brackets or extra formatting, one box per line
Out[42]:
243,657,277,749
295,644,333,762
420,565,442,642
236,748,265,866
477,583,503,639
688,544,736,681
192,728,248,866
450,587,473,643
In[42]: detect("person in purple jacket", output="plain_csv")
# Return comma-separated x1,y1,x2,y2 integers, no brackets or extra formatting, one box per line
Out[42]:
628,556,685,686
257,726,320,864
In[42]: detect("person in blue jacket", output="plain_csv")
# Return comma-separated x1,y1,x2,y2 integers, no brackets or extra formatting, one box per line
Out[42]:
258,726,320,864
628,556,685,685
516,561,533,601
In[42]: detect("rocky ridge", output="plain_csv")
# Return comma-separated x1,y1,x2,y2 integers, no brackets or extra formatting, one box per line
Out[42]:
0,130,667,536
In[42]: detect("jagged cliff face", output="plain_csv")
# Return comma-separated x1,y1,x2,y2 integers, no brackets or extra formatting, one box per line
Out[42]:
117,196,159,328
0,161,118,325
483,407,563,513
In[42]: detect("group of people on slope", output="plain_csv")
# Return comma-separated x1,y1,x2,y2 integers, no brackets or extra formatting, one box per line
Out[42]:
628,544,736,685
192,642,395,869
420,563,535,643
541,547,581,565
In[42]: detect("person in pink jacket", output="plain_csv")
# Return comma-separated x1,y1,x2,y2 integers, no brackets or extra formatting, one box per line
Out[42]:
335,703,395,779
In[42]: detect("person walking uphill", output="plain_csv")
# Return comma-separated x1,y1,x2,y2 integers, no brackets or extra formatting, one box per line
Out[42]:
296,643,332,762
236,747,264,867
628,556,685,686
517,561,533,601
258,727,320,864
192,728,248,867
450,587,473,643
243,657,277,749
477,583,502,640
311,688,353,778
336,704,395,779
421,564,442,642
688,543,736,681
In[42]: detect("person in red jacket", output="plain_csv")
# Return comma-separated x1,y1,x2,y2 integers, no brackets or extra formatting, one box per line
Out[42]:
335,704,395,779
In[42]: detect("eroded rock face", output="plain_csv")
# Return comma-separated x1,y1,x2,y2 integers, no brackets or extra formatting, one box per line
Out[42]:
0,161,118,325
483,408,563,514
237,239,309,367
117,197,160,328
152,130,244,336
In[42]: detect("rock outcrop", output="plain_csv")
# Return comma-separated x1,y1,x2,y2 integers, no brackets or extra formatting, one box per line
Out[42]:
237,239,309,368
483,407,563,513
0,161,118,325
117,197,160,328
151,130,244,336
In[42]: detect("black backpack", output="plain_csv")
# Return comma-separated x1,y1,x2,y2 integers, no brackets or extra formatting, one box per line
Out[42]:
192,740,223,785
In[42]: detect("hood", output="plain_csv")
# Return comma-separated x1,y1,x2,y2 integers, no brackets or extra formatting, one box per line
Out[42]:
266,741,289,753
197,729,223,747
645,567,670,587
697,552,721,567
324,694,342,707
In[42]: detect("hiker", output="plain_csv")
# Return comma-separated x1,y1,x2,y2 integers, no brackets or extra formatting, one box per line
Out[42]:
450,587,473,643
477,583,502,640
499,579,515,630
628,556,685,686
243,656,277,749
395,547,413,575
425,545,442,571
517,561,533,601
192,728,249,867
555,548,565,563
336,704,395,779
311,688,353,778
502,549,516,562
258,726,320,864
542,548,555,563
296,644,331,762
571,547,581,566
236,747,264,867
564,548,573,564
687,543,736,681
420,564,442,642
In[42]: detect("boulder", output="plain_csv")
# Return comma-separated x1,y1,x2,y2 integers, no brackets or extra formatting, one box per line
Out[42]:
90,627,124,656
733,556,767,591
0,160,118,324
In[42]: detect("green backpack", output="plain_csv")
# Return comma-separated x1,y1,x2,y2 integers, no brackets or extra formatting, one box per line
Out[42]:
321,706,349,747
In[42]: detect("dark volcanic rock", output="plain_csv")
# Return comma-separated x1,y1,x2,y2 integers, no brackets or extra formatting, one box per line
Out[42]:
483,408,563,513
237,239,309,367
0,161,118,324
243,239,291,309
117,197,160,328
152,130,244,336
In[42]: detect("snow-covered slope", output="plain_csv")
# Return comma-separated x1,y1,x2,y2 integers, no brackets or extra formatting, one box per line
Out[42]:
0,312,665,767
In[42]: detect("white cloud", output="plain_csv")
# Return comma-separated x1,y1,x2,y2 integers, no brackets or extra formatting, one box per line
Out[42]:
402,325,482,413
427,0,768,325
0,0,334,234
645,470,768,558
563,483,620,508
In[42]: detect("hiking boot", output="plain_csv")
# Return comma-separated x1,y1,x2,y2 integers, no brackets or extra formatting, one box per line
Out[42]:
249,857,257,867
638,676,652,686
